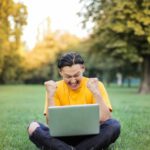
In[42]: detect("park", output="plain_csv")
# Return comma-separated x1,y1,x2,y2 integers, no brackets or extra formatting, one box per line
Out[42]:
0,0,150,150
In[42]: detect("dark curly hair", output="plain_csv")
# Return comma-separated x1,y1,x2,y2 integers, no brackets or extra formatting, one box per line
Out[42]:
57,52,84,69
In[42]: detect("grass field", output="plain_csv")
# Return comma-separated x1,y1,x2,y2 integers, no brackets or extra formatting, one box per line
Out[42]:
0,85,150,150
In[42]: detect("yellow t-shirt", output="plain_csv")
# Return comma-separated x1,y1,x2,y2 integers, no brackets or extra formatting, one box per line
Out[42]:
44,77,112,116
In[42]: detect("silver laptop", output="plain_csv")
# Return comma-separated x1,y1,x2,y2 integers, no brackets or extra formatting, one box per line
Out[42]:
48,104,100,137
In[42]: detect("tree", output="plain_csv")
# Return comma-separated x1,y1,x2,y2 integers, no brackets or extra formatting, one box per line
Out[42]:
22,27,81,83
0,0,27,83
80,0,150,93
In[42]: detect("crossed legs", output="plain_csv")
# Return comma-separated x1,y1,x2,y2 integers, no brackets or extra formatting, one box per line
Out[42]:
27,119,121,150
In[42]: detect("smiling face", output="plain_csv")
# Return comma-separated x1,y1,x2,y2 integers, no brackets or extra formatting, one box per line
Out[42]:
59,64,85,90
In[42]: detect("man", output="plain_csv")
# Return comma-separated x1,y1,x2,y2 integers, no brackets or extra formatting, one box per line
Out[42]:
28,52,120,150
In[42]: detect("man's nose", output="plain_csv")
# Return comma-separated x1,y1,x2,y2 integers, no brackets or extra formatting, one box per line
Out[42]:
70,78,76,83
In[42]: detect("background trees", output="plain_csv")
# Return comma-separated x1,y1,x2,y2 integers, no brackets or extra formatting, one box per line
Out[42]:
1,0,150,94
80,0,150,93
0,0,27,83
0,1,81,84
22,30,81,83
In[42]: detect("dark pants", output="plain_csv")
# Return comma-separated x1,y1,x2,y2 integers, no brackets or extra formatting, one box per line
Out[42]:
28,119,121,150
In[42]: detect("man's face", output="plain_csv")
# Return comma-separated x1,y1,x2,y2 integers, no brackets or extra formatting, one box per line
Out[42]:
59,64,85,90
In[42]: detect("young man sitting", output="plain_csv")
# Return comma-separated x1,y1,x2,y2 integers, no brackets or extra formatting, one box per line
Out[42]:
27,52,121,150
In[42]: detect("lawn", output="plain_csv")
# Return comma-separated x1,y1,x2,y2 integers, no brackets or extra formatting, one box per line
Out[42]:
0,85,150,150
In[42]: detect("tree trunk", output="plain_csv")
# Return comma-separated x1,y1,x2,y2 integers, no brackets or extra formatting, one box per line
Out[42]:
138,56,150,94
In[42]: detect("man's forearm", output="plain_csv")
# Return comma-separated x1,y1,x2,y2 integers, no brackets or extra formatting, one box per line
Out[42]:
93,92,111,122
47,94,55,106
46,94,55,124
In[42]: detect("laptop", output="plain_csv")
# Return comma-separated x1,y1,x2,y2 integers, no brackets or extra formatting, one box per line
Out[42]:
48,103,100,137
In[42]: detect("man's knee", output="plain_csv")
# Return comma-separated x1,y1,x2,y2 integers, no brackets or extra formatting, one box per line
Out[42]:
109,119,121,140
112,119,120,133
27,121,40,135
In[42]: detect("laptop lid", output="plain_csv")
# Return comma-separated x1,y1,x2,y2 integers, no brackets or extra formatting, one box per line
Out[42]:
48,104,100,137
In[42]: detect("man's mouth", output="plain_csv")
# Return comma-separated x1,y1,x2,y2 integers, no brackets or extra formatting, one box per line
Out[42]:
68,81,80,89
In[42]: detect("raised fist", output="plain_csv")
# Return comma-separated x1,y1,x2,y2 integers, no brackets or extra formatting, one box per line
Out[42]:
87,78,99,95
44,80,57,97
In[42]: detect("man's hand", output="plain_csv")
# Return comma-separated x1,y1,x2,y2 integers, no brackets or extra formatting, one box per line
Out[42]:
44,80,57,97
87,78,100,96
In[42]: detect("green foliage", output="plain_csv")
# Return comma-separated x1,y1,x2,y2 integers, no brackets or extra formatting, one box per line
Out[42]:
80,0,150,93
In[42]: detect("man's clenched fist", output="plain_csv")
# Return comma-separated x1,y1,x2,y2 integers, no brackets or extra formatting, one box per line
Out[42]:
44,80,57,97
87,78,100,95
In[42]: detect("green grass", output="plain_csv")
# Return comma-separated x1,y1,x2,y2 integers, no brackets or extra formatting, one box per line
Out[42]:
107,85,150,150
0,85,150,150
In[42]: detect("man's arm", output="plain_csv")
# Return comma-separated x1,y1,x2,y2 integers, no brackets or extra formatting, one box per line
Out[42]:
44,80,57,123
87,78,111,123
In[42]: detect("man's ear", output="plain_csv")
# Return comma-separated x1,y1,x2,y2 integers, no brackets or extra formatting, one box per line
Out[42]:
81,65,85,73
59,69,63,77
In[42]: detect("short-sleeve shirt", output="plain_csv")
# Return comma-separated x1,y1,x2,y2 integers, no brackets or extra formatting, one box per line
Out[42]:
44,77,112,116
